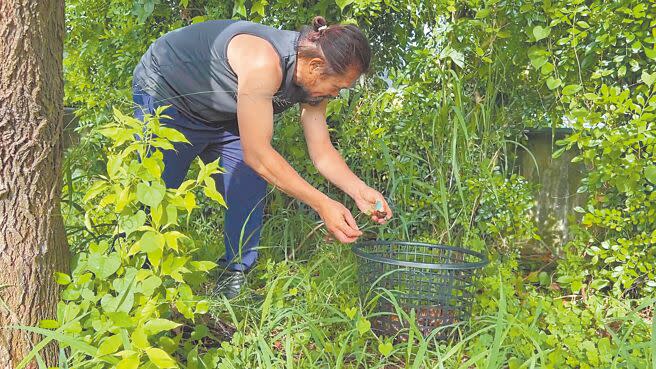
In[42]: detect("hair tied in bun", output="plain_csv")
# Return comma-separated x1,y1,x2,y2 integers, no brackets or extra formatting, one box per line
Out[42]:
312,15,327,31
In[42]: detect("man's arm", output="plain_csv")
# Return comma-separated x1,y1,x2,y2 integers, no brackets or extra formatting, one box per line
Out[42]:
300,99,367,198
227,35,362,242
300,100,392,223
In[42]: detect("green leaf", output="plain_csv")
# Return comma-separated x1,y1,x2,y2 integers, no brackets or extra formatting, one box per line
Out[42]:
87,252,121,279
120,210,146,237
39,319,60,329
140,275,162,296
148,247,164,268
107,155,123,179
145,347,178,368
335,0,354,11
116,354,140,369
644,45,656,60
189,261,216,272
55,272,71,285
378,341,393,357
107,312,134,328
530,56,548,69
641,71,656,87
184,193,196,215
203,179,226,207
195,300,210,314
144,319,182,335
157,127,189,144
645,166,656,184
131,327,150,349
475,8,490,18
136,181,166,208
562,84,582,96
97,334,122,356
163,231,186,252
356,317,371,335
546,77,562,90
232,0,247,17
532,25,551,41
143,156,162,178
344,307,357,320
165,204,178,226
138,231,166,253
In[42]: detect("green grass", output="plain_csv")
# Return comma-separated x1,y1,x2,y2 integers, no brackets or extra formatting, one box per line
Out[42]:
197,239,654,369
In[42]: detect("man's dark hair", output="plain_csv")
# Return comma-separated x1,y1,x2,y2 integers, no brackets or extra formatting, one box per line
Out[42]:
297,16,371,75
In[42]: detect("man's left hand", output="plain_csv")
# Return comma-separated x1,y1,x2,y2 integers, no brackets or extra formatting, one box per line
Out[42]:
353,186,392,224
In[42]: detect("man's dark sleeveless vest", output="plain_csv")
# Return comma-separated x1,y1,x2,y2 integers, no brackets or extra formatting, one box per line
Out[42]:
133,20,306,125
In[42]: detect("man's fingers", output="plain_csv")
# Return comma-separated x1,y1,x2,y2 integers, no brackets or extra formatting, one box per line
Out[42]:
343,209,361,232
331,228,358,243
338,222,362,238
383,199,393,220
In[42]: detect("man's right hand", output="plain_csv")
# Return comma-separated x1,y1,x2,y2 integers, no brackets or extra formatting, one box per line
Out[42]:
317,198,362,243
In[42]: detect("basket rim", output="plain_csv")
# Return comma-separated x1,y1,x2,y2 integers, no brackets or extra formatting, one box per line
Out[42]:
351,240,489,270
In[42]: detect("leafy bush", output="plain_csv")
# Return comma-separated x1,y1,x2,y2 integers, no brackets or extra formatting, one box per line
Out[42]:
34,108,226,368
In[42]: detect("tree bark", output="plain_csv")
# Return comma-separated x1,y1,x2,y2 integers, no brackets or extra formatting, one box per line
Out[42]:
0,1,69,368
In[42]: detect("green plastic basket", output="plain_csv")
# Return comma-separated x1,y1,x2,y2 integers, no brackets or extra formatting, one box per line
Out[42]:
352,241,488,340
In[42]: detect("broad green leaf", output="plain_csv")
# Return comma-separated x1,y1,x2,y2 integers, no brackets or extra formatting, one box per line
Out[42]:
356,317,371,335
163,231,186,252
641,71,656,87
120,210,146,237
116,354,140,369
475,8,490,18
232,0,247,17
138,231,166,253
107,312,134,328
148,247,164,268
530,56,548,69
184,193,196,215
378,341,393,357
165,204,178,226
203,179,226,207
131,327,150,349
540,61,554,74
145,347,178,368
644,45,656,60
157,127,189,144
143,156,162,178
87,252,121,279
107,155,123,179
97,334,122,356
532,25,551,41
140,275,162,296
189,260,216,272
136,181,166,208
645,166,656,184
55,272,71,285
344,307,357,320
144,319,181,335
195,300,210,314
546,77,562,90
562,84,582,96
335,0,354,11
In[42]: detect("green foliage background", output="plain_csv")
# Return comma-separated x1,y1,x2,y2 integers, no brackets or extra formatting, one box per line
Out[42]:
44,0,656,368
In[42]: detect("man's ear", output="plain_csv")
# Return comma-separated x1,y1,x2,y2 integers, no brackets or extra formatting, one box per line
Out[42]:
309,57,327,75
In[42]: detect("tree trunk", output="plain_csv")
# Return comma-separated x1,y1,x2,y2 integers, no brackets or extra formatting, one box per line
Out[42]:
0,1,69,368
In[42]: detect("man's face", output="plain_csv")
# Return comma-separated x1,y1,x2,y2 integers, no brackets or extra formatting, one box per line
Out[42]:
298,64,361,106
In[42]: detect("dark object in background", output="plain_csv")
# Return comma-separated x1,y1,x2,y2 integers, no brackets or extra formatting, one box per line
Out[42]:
352,241,488,341
518,128,586,265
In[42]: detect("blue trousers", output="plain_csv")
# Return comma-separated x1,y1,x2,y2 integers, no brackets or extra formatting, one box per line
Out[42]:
132,84,266,272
